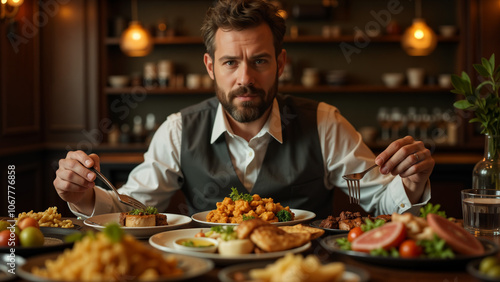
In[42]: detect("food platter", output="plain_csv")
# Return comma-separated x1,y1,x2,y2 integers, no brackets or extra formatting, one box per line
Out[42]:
83,213,192,239
191,209,316,226
0,254,25,281
149,228,311,265
320,234,499,269
466,258,500,282
17,252,214,282
309,219,349,234
0,227,81,257
217,261,370,282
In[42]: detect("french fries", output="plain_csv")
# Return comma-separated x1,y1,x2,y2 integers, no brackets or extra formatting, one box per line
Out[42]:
249,253,345,282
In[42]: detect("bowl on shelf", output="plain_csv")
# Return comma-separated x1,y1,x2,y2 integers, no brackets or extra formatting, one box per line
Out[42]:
381,73,404,88
108,75,130,88
439,25,457,38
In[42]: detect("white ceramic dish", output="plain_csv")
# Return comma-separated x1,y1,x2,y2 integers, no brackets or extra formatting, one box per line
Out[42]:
382,73,404,88
83,213,192,239
17,252,213,282
218,261,370,282
149,228,312,265
191,209,316,226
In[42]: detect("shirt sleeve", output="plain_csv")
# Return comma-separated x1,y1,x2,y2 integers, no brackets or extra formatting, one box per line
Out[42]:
69,113,184,218
317,102,430,216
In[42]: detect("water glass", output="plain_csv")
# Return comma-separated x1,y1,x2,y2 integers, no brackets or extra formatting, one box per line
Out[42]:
461,189,500,236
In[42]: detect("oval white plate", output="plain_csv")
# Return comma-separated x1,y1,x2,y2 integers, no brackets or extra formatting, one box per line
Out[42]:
218,261,369,282
83,213,192,239
191,209,316,226
149,228,312,265
17,252,213,282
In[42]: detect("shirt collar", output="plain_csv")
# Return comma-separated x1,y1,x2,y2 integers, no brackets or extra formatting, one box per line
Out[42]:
210,98,283,144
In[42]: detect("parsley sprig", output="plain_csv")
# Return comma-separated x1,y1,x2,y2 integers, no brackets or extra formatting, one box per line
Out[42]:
419,203,447,218
229,187,253,202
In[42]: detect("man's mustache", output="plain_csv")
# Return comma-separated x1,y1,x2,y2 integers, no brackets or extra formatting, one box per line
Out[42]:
229,85,266,99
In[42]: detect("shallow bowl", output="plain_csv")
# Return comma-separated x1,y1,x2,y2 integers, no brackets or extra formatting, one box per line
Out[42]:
173,237,218,253
108,75,130,88
382,73,404,88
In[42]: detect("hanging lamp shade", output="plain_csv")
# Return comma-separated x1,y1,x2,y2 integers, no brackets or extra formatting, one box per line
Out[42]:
120,21,153,57
401,18,437,56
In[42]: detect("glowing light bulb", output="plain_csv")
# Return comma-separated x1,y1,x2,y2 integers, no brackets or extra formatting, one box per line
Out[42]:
414,29,424,39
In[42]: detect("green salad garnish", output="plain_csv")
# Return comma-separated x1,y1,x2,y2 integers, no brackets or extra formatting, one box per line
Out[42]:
127,206,158,215
229,187,253,203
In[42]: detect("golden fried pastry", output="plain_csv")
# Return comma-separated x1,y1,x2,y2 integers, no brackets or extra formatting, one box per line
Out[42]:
279,224,325,240
236,218,270,239
250,225,311,252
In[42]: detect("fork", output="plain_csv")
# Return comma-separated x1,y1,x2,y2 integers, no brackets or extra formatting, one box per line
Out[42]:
342,164,378,205
89,167,148,210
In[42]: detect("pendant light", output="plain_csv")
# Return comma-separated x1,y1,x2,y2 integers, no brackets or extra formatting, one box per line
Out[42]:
401,0,437,56
119,0,153,57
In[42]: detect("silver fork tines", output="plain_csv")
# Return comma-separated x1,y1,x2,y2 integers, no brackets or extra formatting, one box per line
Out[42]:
342,164,378,205
89,167,148,210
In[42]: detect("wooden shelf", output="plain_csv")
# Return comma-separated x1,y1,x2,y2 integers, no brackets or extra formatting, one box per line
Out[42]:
104,35,460,46
104,85,452,95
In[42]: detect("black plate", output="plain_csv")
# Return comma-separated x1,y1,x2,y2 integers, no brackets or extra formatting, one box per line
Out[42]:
320,234,499,270
310,219,349,234
467,258,500,282
0,227,81,257
218,260,370,282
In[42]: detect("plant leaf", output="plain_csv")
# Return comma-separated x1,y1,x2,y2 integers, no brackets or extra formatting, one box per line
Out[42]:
474,64,490,77
453,100,474,110
482,57,493,74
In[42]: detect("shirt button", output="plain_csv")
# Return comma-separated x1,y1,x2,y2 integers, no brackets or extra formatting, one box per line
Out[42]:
248,151,253,157
400,203,405,208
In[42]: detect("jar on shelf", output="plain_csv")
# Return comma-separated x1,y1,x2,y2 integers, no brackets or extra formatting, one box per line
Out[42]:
301,68,319,87
143,62,157,88
157,60,174,87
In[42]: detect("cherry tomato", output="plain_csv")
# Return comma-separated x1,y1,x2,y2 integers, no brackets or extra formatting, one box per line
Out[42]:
17,217,39,230
347,227,364,242
0,229,18,247
0,220,10,232
399,239,423,258
19,227,44,247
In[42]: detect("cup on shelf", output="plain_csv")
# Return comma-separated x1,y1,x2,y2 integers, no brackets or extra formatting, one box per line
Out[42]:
438,74,452,88
186,74,202,89
406,68,425,88
301,68,320,87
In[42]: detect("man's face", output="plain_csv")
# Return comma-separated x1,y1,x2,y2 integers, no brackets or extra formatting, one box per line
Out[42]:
204,23,286,123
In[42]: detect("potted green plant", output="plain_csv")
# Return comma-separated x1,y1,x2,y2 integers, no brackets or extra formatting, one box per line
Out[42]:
451,53,500,189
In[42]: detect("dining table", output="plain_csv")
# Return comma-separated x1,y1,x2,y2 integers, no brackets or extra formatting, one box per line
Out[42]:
2,216,498,282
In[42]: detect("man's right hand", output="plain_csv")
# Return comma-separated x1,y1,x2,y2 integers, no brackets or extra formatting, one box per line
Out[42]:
53,150,100,214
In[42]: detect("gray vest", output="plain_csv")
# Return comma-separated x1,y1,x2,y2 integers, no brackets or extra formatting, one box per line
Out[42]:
180,94,333,218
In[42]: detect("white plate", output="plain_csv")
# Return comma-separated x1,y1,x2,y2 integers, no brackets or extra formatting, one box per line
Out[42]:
191,209,316,226
218,261,369,282
83,213,192,238
149,228,312,265
17,252,213,282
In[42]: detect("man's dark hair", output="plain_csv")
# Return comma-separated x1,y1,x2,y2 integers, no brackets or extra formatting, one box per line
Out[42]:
201,0,286,59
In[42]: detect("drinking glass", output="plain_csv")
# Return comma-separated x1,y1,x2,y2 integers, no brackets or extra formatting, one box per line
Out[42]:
461,189,500,236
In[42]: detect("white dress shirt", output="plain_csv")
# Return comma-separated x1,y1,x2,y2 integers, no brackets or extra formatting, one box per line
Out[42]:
70,98,430,218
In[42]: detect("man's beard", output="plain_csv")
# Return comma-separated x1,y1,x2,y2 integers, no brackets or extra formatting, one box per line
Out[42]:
215,76,278,123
